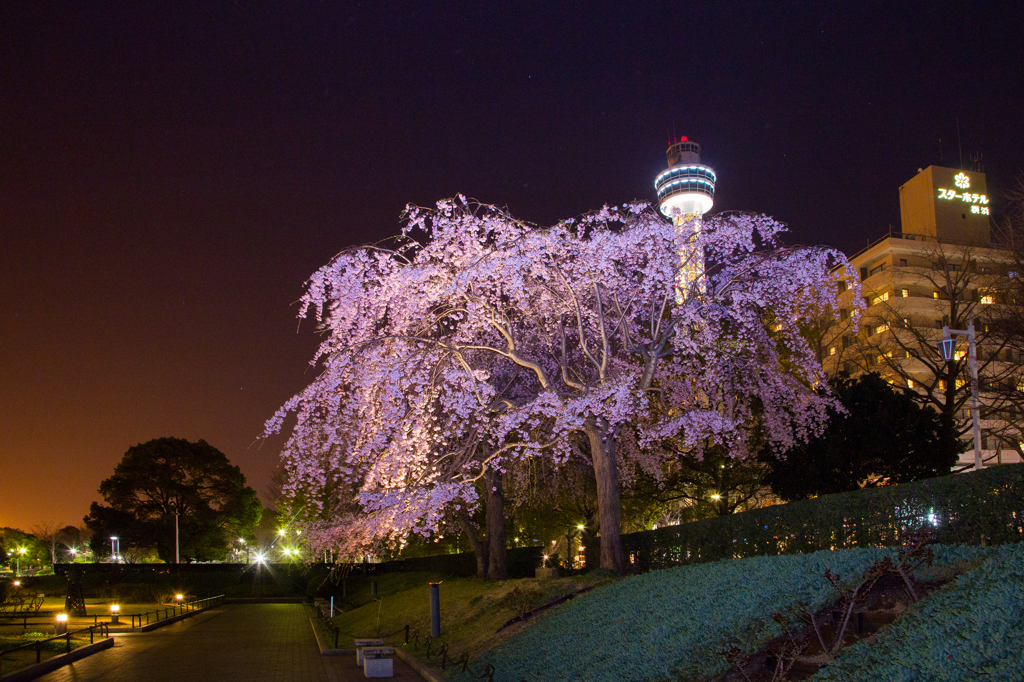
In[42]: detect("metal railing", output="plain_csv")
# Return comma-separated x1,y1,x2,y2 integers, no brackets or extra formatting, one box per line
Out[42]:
117,594,225,628
0,623,110,675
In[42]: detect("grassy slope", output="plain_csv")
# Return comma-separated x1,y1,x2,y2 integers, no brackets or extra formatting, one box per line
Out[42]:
452,548,904,682
330,546,1022,682
329,570,617,662
810,544,1024,681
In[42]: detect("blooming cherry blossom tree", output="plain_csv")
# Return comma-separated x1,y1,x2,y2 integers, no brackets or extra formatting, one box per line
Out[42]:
267,198,856,573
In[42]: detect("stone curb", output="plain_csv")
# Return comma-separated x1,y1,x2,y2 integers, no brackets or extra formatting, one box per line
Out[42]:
0,636,114,682
304,605,354,656
393,648,445,682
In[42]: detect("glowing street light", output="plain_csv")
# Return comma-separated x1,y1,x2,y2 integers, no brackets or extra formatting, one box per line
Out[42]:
110,537,120,563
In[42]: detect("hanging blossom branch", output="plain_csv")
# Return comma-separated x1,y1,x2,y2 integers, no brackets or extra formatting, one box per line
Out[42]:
265,197,858,564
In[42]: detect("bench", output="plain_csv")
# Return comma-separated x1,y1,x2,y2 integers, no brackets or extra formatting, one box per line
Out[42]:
361,646,395,678
354,638,384,665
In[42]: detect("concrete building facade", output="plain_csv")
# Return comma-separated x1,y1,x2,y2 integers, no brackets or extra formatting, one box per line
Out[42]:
824,166,1022,467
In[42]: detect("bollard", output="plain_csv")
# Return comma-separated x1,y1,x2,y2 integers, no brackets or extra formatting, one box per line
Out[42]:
55,614,68,636
371,581,378,599
429,582,441,637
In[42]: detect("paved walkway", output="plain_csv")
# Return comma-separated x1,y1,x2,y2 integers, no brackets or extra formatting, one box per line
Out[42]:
34,604,420,682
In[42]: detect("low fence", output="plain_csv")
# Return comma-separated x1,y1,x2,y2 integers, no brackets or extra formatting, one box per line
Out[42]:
586,463,1024,573
117,594,224,628
0,623,110,675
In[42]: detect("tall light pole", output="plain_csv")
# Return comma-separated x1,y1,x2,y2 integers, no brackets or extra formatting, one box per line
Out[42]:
939,320,982,470
110,536,119,563
174,509,180,564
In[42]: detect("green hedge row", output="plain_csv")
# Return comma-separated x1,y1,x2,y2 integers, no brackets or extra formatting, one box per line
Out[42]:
373,545,543,579
587,464,1024,572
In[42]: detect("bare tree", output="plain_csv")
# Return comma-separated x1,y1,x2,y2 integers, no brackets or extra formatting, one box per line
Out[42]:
851,240,1019,466
30,522,65,565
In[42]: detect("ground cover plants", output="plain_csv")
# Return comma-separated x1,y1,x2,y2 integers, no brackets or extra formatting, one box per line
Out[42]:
450,545,1016,682
808,544,1024,681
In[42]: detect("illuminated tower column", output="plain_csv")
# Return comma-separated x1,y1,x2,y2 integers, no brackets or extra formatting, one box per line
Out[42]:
654,137,716,299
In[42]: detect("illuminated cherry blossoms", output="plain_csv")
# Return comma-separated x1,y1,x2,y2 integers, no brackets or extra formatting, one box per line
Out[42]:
266,197,858,571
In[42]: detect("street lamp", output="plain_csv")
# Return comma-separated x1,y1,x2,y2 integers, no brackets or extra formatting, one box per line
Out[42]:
939,322,983,470
110,537,120,563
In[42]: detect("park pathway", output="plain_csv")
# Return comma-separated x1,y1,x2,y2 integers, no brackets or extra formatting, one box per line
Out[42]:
34,603,419,682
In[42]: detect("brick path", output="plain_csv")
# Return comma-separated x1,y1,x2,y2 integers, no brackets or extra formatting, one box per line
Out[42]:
33,604,421,682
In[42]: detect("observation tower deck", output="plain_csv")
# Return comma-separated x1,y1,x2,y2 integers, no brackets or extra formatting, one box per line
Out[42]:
655,138,716,219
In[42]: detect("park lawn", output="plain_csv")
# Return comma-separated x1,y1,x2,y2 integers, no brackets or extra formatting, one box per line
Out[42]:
329,570,618,663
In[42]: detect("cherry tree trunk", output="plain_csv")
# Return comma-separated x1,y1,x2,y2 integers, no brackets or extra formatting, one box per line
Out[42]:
486,469,508,580
458,511,489,579
585,418,625,574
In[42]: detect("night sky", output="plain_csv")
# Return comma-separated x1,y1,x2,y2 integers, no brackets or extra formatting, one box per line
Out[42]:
2,2,1023,530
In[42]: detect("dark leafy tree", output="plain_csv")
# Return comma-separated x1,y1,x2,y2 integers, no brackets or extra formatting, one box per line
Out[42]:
84,438,261,562
761,373,963,501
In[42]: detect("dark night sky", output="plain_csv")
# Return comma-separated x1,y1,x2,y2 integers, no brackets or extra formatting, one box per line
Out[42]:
2,2,1022,530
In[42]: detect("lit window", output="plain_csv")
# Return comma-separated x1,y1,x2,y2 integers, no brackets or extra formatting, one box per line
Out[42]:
933,291,940,299
875,324,888,334
828,347,836,356
956,378,967,390
871,292,890,305
903,318,911,327
907,379,915,389
954,350,966,361
901,289,909,297
980,292,994,304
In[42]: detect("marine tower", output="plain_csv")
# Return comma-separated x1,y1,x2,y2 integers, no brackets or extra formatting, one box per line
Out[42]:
655,137,716,297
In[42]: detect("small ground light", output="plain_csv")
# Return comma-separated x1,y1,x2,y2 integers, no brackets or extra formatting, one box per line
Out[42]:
576,524,585,530
110,604,120,624
12,581,20,588
176,594,183,601
56,613,68,635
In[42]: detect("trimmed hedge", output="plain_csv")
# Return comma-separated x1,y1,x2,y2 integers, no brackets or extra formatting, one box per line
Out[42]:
589,463,1024,572
373,545,543,578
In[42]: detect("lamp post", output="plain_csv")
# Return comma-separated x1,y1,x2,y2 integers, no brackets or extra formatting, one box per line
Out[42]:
110,537,120,563
939,320,982,471
174,508,180,564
